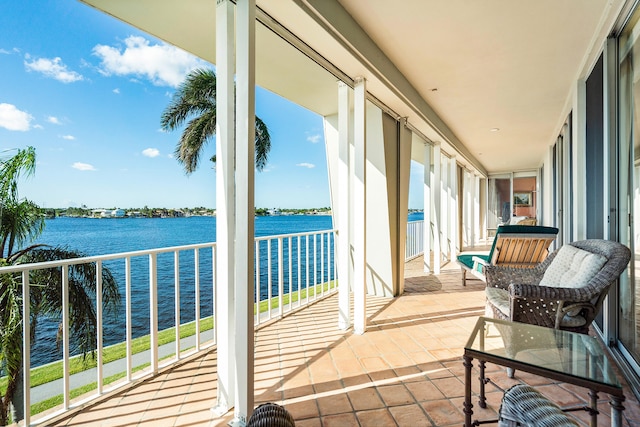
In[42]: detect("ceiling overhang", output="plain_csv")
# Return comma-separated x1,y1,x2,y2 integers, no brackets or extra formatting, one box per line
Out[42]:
80,0,627,176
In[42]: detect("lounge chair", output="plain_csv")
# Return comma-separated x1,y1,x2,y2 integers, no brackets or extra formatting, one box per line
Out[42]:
456,225,559,286
485,239,631,334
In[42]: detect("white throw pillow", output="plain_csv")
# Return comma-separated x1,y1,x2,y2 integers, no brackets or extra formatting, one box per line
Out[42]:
539,245,607,289
509,216,527,225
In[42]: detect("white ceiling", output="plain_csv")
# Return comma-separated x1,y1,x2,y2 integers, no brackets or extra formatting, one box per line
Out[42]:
80,0,626,175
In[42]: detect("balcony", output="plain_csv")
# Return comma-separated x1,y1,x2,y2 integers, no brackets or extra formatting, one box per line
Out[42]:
37,253,640,426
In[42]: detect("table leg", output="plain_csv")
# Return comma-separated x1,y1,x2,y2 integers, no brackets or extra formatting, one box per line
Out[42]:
610,394,625,427
463,355,473,427
588,390,598,427
478,360,487,409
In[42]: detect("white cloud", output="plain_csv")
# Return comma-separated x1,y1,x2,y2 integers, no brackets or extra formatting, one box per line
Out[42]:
142,148,160,158
72,162,96,171
112,88,120,94
33,124,43,129
47,116,61,125
306,134,321,144
93,36,205,87
61,135,75,140
24,55,83,83
0,48,11,55
0,103,33,131
297,162,315,169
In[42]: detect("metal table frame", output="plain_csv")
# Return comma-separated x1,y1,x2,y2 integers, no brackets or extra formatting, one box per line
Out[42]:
463,317,625,427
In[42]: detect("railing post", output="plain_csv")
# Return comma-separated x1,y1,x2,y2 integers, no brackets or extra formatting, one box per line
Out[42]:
255,241,261,325
278,237,284,316
149,253,158,374
22,270,31,426
96,260,103,393
194,248,201,352
321,232,325,296
125,257,132,381
288,237,292,310
267,239,273,320
297,236,302,307
62,265,70,409
175,251,181,357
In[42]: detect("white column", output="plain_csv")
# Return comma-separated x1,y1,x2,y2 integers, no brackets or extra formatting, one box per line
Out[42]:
469,173,476,247
462,170,470,247
353,77,367,335
423,143,431,272
432,144,442,274
473,174,480,244
440,154,448,262
449,156,458,256
234,0,255,423
213,0,235,415
337,81,351,330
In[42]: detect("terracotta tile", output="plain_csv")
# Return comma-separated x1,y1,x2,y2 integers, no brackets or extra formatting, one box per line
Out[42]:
388,403,431,426
421,399,464,425
347,387,385,411
377,384,416,407
406,380,446,402
294,418,322,427
537,384,585,407
317,393,353,415
321,412,360,427
355,408,396,426
286,398,320,420
432,376,465,398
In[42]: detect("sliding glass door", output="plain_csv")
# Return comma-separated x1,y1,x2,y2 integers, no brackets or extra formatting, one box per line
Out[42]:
618,10,640,371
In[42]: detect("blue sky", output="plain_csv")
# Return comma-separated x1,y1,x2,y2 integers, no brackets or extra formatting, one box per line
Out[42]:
0,1,423,210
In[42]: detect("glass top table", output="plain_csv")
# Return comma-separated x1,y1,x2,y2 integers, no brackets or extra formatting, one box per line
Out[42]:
463,317,624,427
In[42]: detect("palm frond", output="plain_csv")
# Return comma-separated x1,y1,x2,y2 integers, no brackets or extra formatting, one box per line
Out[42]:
0,147,36,201
160,68,216,132
255,117,271,171
175,110,217,174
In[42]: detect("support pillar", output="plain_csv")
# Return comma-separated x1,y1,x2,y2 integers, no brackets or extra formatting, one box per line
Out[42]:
213,0,236,416
353,77,367,335
440,155,448,262
337,81,351,330
432,143,442,274
449,156,458,256
423,143,431,272
234,0,255,424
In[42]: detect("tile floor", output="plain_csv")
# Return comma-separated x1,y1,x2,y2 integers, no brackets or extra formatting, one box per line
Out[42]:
49,257,640,426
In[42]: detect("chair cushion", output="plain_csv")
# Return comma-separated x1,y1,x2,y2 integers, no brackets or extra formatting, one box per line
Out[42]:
486,287,510,315
509,216,527,225
457,253,489,270
538,245,607,289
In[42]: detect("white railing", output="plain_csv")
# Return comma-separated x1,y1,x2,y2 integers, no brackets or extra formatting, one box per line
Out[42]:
255,229,337,325
3,228,336,426
405,220,424,261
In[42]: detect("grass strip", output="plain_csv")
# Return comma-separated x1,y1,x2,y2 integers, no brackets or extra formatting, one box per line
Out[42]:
0,316,214,393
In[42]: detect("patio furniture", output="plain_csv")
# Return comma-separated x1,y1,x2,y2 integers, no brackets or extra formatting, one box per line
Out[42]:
456,225,559,285
485,239,631,334
464,317,625,427
247,403,296,427
498,384,579,426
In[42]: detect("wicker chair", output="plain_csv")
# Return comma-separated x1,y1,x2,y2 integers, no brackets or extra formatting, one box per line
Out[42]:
247,403,296,427
498,384,579,426
485,239,631,335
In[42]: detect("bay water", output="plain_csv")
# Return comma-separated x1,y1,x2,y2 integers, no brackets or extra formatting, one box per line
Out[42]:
27,213,422,366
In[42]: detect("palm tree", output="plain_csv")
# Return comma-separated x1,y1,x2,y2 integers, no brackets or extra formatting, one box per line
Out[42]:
0,147,120,424
160,68,271,173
